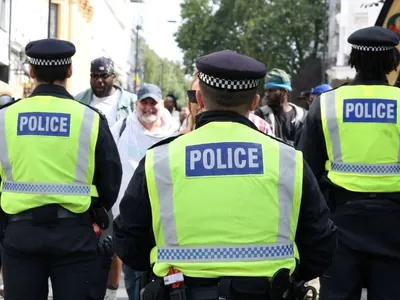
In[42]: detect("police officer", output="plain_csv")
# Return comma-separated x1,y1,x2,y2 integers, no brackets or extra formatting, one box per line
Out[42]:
0,38,122,300
296,26,400,300
114,50,337,300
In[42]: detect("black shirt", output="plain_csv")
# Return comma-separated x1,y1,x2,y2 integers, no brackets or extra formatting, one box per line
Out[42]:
113,110,337,282
6,84,122,211
296,75,400,258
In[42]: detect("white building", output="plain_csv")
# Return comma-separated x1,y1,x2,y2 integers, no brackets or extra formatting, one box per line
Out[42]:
8,0,49,97
90,0,136,91
326,0,383,84
0,0,12,83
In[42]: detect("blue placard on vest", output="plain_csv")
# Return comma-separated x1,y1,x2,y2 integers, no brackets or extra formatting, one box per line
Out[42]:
17,112,71,137
343,99,397,123
185,142,264,177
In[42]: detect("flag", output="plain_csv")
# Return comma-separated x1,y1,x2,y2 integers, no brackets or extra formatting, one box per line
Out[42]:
376,0,400,85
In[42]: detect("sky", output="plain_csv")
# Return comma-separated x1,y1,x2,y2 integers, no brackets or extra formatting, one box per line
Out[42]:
131,0,184,63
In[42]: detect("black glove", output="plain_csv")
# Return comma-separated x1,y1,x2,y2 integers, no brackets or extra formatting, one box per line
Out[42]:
98,235,114,257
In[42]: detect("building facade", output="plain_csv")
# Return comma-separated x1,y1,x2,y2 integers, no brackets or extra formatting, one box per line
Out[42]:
0,0,11,84
5,0,136,97
326,0,383,85
90,0,136,92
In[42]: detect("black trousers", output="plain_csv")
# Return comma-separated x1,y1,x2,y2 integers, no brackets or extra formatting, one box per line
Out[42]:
88,252,112,300
319,240,400,300
1,219,98,300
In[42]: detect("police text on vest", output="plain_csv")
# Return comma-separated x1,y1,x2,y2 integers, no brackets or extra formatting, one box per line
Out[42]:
17,112,71,137
185,142,264,177
343,99,397,123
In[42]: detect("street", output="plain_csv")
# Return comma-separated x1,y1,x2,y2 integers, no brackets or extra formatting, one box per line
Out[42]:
0,277,129,300
0,276,368,300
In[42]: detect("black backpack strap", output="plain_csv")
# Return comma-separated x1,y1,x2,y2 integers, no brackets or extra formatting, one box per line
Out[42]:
119,117,127,137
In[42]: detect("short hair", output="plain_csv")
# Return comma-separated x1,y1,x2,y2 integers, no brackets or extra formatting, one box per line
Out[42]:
31,65,70,84
199,80,257,112
348,48,400,76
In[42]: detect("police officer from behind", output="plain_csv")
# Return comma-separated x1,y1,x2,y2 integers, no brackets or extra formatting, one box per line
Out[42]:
114,50,337,300
0,38,122,300
296,26,400,300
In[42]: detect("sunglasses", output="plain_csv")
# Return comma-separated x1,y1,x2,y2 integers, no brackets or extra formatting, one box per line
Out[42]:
90,73,112,80
187,90,197,103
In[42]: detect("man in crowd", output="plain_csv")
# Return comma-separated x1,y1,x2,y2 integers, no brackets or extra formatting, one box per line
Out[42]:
164,93,180,123
76,56,136,299
254,68,307,144
76,57,136,126
110,83,179,300
310,83,332,104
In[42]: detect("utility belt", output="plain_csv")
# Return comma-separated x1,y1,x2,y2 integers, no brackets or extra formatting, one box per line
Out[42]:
7,204,92,226
330,188,400,206
141,268,316,300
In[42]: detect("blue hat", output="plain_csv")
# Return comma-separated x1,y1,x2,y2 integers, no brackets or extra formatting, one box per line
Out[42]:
25,38,75,66
264,68,292,91
195,50,266,91
137,83,162,102
311,84,332,95
348,26,399,52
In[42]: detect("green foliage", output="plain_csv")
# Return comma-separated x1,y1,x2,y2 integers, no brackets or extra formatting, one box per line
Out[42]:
175,0,327,75
142,40,190,106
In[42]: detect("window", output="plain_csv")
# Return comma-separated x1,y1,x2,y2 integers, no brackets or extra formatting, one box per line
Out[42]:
0,0,7,31
49,3,59,38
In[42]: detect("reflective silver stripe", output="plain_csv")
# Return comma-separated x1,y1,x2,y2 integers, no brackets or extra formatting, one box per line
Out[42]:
277,143,296,243
0,106,13,180
331,162,400,175
323,91,343,162
153,144,178,246
152,142,298,248
2,181,91,195
75,107,96,183
0,106,95,190
158,243,294,263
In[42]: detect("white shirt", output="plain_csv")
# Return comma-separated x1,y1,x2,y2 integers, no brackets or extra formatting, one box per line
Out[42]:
90,89,120,127
110,108,180,217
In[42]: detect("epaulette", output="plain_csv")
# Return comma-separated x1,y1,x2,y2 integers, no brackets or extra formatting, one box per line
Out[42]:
0,98,21,110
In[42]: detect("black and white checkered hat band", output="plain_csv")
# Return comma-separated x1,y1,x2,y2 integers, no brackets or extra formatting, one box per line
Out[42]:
351,45,393,52
198,72,260,91
28,57,72,66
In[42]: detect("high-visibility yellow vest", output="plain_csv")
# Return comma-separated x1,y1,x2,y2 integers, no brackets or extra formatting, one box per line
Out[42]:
321,85,400,192
0,95,99,214
145,121,303,278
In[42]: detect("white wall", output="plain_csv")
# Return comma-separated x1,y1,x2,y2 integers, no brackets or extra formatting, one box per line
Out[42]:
90,0,135,89
0,0,11,66
327,0,383,81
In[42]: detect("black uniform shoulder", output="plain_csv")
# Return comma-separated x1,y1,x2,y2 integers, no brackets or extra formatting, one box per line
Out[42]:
148,133,183,150
267,134,296,149
0,98,22,110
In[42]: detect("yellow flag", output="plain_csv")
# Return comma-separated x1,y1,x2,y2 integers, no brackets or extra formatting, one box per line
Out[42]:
376,0,400,85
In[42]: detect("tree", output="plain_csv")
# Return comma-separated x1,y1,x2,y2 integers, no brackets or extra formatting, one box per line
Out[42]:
142,42,189,106
175,0,327,75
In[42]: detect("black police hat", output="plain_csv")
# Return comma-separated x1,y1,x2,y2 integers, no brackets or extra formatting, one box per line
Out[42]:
348,26,399,52
195,50,266,91
25,38,76,66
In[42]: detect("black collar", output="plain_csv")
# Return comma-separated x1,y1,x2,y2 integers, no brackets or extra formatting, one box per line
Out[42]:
195,110,259,130
29,84,75,100
350,73,389,86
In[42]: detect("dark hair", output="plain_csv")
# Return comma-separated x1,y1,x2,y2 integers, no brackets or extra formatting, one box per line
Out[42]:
348,48,400,77
298,90,310,99
31,65,70,84
199,81,257,112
